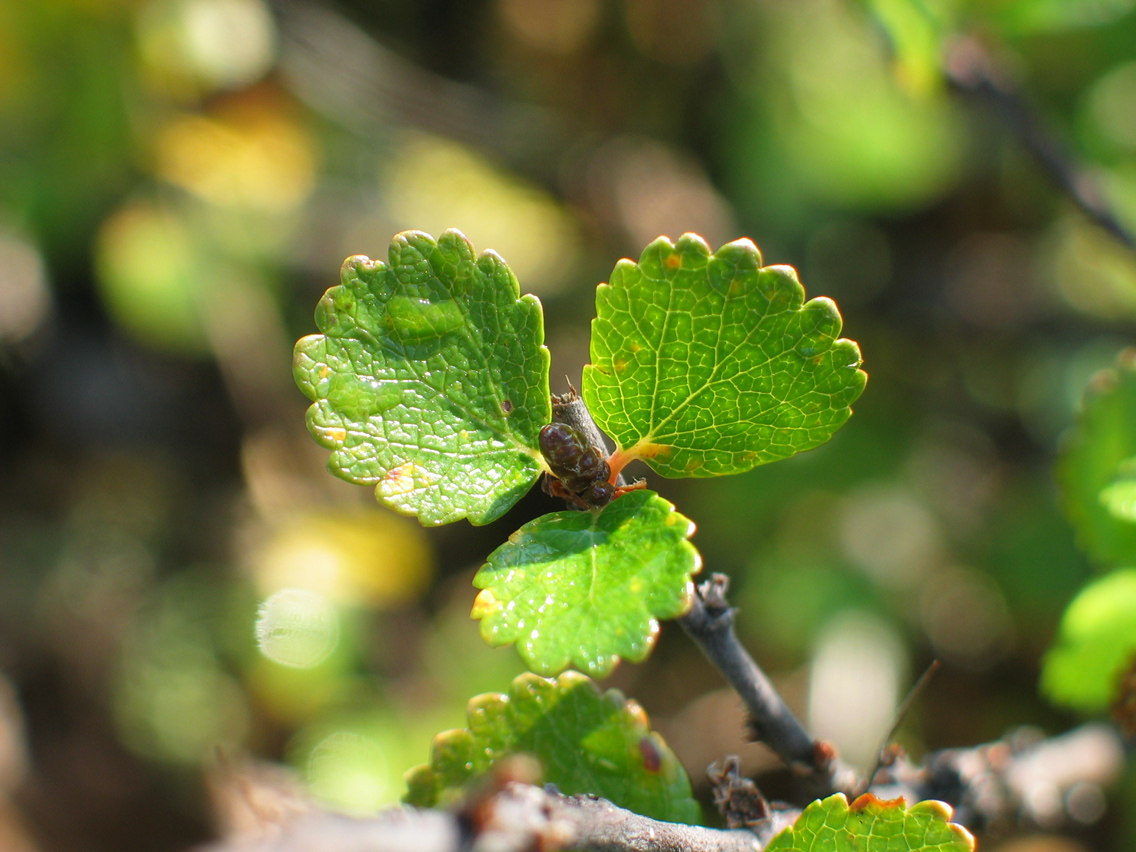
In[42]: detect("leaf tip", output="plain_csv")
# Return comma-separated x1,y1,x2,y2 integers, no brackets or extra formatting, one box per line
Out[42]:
712,236,763,269
340,253,378,281
471,588,499,619
389,228,437,249
438,226,474,248
908,798,954,820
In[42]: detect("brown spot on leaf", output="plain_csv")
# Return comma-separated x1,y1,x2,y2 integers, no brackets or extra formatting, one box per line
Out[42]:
501,399,514,414
639,737,662,773
665,253,681,269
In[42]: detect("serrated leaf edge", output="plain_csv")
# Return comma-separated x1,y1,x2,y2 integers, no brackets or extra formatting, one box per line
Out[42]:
768,793,975,851
587,233,866,478
470,491,701,677
293,228,552,526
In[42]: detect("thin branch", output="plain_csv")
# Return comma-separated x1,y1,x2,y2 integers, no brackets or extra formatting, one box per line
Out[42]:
943,35,1136,253
678,574,858,799
551,386,623,484
893,722,1125,832
860,660,941,796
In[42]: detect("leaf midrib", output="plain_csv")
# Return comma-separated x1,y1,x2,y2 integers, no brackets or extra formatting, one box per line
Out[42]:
633,283,787,448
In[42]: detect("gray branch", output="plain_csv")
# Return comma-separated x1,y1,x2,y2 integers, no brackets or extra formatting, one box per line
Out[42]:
201,783,773,852
201,722,1125,852
679,574,858,800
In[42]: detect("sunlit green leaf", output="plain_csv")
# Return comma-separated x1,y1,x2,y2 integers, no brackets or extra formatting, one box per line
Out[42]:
471,490,700,678
293,229,551,526
1042,568,1136,713
1057,353,1136,565
1099,460,1136,522
766,793,975,852
583,234,865,479
403,671,700,825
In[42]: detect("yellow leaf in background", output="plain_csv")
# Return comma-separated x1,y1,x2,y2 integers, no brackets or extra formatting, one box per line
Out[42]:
154,99,315,211
255,508,433,608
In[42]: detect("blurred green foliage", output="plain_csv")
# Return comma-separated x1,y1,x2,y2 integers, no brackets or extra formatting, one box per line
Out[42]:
1043,568,1136,712
1,0,1136,849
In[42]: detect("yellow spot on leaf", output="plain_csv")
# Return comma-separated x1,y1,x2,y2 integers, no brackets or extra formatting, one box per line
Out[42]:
326,427,347,443
471,588,499,618
665,253,681,270
636,442,672,459
624,699,650,728
614,358,628,372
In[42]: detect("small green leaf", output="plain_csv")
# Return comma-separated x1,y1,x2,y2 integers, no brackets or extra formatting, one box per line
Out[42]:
1100,459,1136,522
1057,354,1136,565
293,229,551,526
403,671,700,825
471,490,700,678
1042,569,1136,713
766,793,975,852
583,234,866,479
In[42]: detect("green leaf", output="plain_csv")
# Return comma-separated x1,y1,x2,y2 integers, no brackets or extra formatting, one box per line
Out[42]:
293,229,551,526
471,489,700,678
1057,354,1136,565
1042,568,1136,713
766,793,975,852
1099,459,1136,523
403,671,700,825
583,234,866,479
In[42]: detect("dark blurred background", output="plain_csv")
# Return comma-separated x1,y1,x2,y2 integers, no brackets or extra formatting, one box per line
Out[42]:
2,0,1136,850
